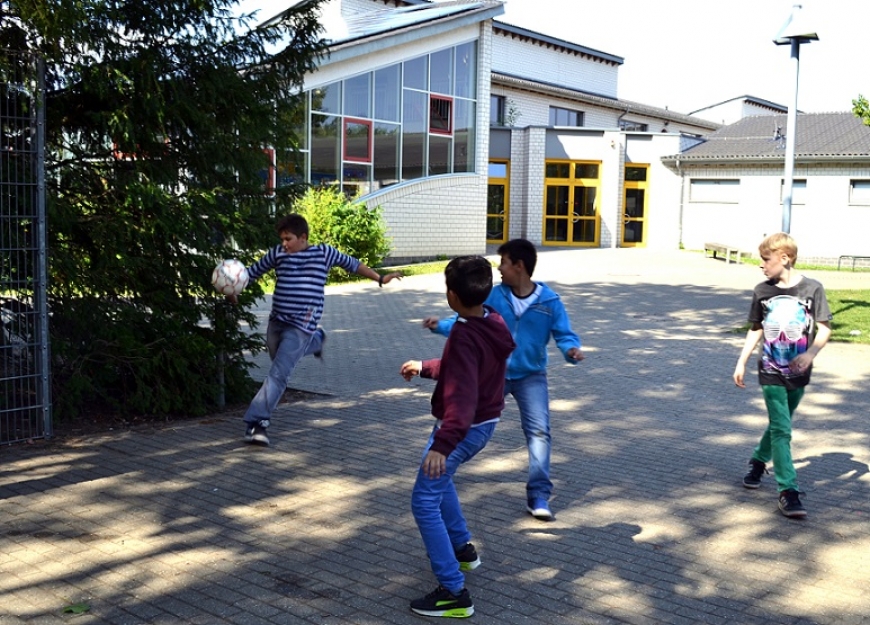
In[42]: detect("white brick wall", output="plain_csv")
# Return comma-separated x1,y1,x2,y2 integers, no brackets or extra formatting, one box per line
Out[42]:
362,174,487,261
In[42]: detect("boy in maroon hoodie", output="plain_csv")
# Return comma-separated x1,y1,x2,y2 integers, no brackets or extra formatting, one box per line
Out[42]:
400,255,515,618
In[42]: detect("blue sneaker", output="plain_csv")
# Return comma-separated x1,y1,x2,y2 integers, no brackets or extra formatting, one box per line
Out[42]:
527,498,554,521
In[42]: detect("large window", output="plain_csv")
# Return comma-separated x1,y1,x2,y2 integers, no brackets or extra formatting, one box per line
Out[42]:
491,95,506,126
310,114,340,185
619,120,648,132
549,106,584,127
780,179,806,205
850,180,870,205
689,179,739,203
374,65,401,122
301,41,478,195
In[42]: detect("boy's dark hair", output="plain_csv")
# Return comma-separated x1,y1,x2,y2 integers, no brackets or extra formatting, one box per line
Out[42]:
275,214,309,237
445,256,493,307
497,238,537,277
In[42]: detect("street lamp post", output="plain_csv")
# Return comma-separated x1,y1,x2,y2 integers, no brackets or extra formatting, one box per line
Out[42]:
774,4,818,234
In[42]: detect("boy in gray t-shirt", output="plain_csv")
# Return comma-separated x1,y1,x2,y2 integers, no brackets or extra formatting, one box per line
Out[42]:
733,233,832,518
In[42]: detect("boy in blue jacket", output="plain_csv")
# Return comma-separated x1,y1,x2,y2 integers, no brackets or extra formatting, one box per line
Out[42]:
401,255,515,618
424,239,583,521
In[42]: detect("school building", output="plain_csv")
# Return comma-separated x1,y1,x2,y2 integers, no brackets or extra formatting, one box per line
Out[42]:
275,0,869,264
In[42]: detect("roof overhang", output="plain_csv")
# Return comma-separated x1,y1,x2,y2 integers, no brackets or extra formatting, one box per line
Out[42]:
323,2,504,66
661,154,870,165
492,72,721,130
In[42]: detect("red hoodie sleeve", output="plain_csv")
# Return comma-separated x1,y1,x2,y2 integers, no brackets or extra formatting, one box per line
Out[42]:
420,358,441,380
430,333,480,457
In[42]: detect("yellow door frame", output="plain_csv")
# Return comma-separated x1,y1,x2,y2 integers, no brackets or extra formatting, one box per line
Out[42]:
542,160,601,247
622,164,649,248
487,160,510,243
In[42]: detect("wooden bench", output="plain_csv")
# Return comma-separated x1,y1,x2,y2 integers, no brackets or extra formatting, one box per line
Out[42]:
837,255,870,271
704,242,751,264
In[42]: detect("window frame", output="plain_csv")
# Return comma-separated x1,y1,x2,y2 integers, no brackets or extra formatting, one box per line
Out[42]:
429,95,453,135
549,106,584,127
780,179,807,205
689,179,740,203
342,117,373,164
849,179,870,205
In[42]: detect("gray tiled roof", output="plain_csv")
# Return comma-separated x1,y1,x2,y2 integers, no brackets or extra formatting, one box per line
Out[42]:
664,112,870,162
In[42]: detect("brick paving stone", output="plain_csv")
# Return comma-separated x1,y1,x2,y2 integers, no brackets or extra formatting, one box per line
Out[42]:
2,249,869,624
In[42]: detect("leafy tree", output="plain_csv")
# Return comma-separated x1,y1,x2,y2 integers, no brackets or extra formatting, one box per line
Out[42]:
853,94,870,126
0,0,328,418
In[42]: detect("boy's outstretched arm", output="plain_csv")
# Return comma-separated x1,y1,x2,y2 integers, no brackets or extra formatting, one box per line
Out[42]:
400,360,422,381
733,324,764,388
422,315,456,336
355,263,402,287
789,321,832,374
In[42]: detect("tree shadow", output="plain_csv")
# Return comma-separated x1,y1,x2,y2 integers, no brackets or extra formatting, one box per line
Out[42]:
2,272,869,623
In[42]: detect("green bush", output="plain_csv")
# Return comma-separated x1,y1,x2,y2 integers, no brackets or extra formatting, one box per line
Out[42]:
295,186,392,282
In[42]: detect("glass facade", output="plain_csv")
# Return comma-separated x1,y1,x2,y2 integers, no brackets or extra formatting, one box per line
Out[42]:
296,40,479,196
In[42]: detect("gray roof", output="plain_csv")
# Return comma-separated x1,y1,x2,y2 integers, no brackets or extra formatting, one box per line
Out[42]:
664,112,870,162
688,95,789,116
491,72,721,131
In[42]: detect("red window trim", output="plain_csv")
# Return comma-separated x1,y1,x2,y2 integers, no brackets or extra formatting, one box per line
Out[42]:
343,118,373,163
429,95,453,136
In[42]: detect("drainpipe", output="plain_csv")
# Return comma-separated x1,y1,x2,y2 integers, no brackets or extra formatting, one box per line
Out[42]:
616,107,630,127
675,157,685,249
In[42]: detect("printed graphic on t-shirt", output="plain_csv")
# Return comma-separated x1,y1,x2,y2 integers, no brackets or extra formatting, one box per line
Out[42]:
760,294,814,375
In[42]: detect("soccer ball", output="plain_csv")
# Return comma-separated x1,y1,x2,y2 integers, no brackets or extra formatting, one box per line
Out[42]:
212,259,250,296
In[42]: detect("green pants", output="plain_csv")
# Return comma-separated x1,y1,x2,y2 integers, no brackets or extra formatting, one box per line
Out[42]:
752,385,805,492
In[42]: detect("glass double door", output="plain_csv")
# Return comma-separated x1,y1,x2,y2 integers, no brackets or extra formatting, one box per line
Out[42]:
622,165,649,247
543,161,600,246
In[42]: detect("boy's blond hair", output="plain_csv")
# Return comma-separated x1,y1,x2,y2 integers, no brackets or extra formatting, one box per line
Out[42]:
759,232,798,263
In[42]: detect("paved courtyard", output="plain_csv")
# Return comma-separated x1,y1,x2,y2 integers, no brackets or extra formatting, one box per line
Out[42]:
2,248,869,624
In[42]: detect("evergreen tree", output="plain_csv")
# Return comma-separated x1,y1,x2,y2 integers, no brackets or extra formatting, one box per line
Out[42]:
0,0,327,417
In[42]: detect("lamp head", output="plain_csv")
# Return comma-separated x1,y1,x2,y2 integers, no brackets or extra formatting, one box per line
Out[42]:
774,3,819,45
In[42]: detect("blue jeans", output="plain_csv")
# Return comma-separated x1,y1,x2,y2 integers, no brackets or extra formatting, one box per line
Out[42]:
243,320,323,425
753,385,805,492
411,422,496,595
504,372,552,502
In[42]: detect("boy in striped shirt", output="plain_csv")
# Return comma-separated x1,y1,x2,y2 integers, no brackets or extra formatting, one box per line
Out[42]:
240,214,401,446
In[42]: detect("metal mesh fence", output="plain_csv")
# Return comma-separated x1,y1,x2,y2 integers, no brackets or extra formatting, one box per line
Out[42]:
0,49,50,444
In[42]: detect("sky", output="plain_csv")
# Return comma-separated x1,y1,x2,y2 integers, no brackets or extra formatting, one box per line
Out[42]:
238,0,866,115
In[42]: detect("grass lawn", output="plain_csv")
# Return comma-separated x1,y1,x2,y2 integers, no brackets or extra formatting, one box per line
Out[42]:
322,256,870,345
827,289,870,344
734,289,870,345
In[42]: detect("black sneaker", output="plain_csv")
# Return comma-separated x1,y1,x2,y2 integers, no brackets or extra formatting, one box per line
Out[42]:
455,543,480,572
244,420,270,446
410,586,474,618
778,489,807,518
743,459,767,489
313,328,326,359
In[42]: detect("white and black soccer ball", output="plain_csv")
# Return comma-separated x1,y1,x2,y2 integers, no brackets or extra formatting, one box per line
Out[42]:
211,259,250,296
